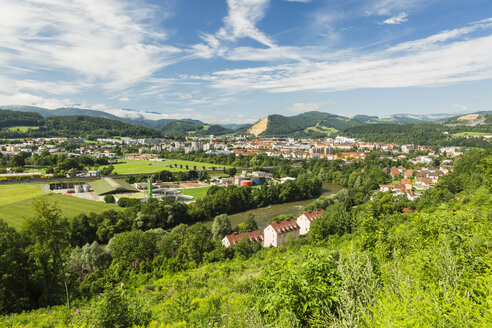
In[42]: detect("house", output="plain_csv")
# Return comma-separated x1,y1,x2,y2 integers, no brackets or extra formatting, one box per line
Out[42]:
379,184,396,192
401,178,413,190
222,231,264,248
390,167,401,177
263,219,300,247
403,169,414,178
296,210,325,235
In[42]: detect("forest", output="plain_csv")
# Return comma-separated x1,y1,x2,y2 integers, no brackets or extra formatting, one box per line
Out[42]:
0,150,490,327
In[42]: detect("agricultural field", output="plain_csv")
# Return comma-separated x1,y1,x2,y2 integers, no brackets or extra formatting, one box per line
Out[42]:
180,186,211,200
5,126,40,132
99,159,232,175
0,185,119,229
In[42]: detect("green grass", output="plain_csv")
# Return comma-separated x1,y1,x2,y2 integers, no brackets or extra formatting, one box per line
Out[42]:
0,184,46,206
0,192,119,230
5,126,40,132
180,186,211,200
452,131,489,137
99,159,231,175
305,124,338,134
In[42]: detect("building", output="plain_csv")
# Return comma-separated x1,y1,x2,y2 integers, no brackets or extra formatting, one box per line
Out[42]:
263,219,300,247
296,210,325,235
222,231,263,248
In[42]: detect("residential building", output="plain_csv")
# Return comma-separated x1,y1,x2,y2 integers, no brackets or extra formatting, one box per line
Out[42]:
296,210,325,235
263,219,300,247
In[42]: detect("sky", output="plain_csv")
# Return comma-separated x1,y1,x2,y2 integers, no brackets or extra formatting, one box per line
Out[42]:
1,0,492,123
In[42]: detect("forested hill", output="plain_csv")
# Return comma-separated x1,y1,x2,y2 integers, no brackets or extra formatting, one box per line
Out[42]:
0,110,166,139
0,109,44,128
161,120,233,136
343,122,492,147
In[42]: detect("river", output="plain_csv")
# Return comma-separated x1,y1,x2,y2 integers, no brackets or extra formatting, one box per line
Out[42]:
204,182,344,230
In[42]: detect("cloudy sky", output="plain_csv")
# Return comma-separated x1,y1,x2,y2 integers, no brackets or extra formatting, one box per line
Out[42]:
1,0,492,123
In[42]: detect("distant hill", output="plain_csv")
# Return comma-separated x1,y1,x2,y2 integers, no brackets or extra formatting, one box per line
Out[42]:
0,105,236,134
161,121,233,136
0,110,166,139
244,111,365,137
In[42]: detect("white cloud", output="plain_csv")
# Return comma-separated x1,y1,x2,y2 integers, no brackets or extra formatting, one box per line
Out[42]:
287,103,319,113
383,13,408,25
365,0,428,16
217,0,274,47
119,97,130,102
192,19,492,94
0,0,181,93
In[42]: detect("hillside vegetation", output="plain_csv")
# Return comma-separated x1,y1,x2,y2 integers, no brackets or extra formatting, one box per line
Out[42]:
1,150,490,327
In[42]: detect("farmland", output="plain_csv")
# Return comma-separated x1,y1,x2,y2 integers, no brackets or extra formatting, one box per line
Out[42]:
0,184,119,229
99,159,232,175
452,131,490,137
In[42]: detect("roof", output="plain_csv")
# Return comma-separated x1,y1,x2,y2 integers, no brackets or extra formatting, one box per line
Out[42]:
89,177,138,195
268,219,300,234
223,231,263,245
299,210,325,222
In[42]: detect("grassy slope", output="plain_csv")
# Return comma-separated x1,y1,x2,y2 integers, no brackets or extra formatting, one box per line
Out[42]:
5,126,40,132
180,186,211,200
100,159,231,175
0,192,119,229
0,184,45,207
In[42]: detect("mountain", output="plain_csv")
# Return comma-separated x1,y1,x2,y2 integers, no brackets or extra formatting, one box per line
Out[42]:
161,121,233,136
244,111,365,137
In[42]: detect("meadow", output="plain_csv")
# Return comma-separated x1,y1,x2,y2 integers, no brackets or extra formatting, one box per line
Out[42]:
452,131,489,137
99,159,232,175
180,186,211,200
5,126,40,132
0,184,119,229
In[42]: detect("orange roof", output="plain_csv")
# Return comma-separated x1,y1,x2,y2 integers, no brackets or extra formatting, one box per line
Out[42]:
269,219,300,234
300,210,325,222
224,231,263,245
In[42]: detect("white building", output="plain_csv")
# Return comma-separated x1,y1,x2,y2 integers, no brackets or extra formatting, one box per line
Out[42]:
263,219,300,247
296,210,325,235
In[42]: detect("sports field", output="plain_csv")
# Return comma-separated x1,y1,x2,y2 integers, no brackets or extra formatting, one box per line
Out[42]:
180,186,211,200
99,159,231,175
0,184,119,229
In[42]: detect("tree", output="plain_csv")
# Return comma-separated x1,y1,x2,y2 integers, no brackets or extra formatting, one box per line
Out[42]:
66,241,111,273
95,289,151,328
104,194,115,204
23,200,71,308
211,214,233,241
243,213,258,231
108,230,158,266
0,219,29,314
227,167,237,177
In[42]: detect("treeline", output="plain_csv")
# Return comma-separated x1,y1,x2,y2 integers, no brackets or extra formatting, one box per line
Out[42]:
0,109,44,128
0,111,166,139
343,123,491,147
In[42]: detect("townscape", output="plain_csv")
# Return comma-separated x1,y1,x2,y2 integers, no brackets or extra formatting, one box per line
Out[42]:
1,1,492,327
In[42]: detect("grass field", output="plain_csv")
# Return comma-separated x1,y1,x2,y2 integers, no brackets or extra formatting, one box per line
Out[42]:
99,159,232,175
180,186,211,200
0,192,119,230
5,126,40,132
0,184,46,207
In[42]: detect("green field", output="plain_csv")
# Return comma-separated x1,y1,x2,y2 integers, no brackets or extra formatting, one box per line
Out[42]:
5,126,40,132
180,186,211,200
0,186,119,229
305,124,338,134
452,131,489,137
0,184,46,206
99,159,232,175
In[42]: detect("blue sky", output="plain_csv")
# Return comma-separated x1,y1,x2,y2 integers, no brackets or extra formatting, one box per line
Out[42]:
1,0,492,123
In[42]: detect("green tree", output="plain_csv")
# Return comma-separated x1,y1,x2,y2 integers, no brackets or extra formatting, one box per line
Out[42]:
243,213,258,231
23,200,71,308
95,289,151,328
227,167,237,177
104,194,115,204
211,214,233,241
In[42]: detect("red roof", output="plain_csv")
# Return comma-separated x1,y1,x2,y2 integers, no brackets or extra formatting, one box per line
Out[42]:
402,208,418,213
224,231,263,245
300,210,325,222
269,219,300,234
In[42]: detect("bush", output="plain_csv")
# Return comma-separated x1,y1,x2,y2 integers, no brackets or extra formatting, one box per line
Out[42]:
104,195,115,204
95,289,151,328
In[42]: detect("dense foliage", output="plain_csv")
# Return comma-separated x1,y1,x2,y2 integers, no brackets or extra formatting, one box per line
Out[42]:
1,150,491,327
